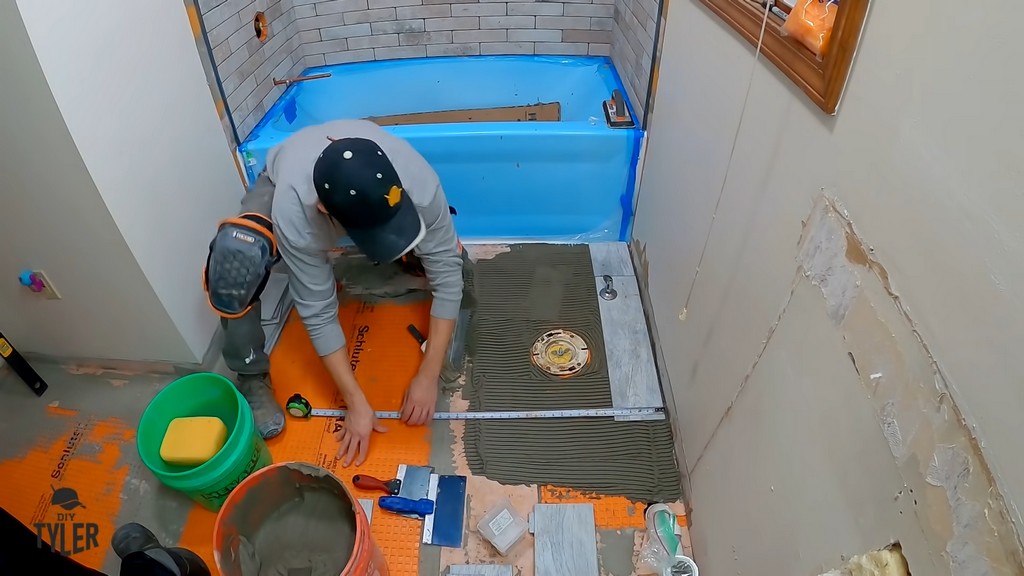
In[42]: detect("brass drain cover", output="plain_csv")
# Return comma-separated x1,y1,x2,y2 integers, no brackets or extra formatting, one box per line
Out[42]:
531,329,590,376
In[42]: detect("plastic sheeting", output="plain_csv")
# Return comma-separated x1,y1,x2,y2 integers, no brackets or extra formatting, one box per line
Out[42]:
238,56,643,243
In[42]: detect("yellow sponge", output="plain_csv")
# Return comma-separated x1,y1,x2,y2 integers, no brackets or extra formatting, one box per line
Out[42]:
159,416,228,467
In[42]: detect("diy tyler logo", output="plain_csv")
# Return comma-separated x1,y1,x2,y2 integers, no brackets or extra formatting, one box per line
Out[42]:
35,485,100,556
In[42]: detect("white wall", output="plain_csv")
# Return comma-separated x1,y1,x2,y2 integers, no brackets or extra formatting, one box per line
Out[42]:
11,0,246,362
635,0,1024,572
0,2,196,362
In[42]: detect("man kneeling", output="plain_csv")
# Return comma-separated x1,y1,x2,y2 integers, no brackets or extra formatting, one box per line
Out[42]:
203,120,464,466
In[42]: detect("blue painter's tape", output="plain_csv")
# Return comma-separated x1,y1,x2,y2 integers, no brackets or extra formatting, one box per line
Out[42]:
618,127,643,242
599,50,643,242
283,98,297,124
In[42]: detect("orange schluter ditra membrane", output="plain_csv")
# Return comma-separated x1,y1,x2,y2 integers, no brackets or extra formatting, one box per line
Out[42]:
177,298,433,574
0,410,135,571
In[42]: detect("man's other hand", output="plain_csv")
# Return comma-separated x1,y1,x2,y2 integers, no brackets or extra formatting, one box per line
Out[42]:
400,372,438,426
335,396,387,466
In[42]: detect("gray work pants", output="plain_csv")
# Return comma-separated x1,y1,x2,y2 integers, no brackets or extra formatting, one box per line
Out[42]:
221,173,275,377
221,300,270,376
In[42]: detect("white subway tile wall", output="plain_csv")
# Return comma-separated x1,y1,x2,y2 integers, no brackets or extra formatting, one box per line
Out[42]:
610,0,657,119
199,0,654,139
201,0,307,140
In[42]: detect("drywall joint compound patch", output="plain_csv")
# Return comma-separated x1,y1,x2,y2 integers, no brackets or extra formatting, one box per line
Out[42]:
798,193,1024,573
797,195,860,325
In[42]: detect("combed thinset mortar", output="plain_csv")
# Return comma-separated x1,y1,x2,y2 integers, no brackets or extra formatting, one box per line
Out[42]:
213,462,389,576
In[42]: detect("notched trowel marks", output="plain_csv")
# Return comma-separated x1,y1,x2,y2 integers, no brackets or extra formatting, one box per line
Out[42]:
465,244,610,408
445,388,538,573
462,244,682,503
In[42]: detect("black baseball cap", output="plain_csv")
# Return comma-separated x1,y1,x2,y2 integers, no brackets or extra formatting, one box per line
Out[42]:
312,137,425,263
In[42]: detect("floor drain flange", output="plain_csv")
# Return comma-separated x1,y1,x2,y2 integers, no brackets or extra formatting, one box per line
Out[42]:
531,329,590,376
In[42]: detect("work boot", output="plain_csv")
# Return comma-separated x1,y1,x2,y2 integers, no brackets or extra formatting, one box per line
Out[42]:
163,547,211,575
112,523,211,576
111,523,160,559
236,373,285,439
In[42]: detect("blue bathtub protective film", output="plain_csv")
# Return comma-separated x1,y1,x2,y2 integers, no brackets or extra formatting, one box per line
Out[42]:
238,56,643,242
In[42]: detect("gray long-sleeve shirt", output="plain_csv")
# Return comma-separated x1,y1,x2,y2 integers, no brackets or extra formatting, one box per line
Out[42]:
262,119,463,357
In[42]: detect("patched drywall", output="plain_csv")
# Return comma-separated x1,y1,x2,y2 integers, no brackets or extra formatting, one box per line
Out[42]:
799,196,1021,573
820,545,910,576
632,0,1024,571
662,197,1022,573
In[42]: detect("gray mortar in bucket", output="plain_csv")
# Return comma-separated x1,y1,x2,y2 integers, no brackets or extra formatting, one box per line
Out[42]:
228,463,358,576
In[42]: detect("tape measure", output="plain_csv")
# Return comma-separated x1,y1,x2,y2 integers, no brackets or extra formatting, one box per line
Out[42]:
285,393,665,421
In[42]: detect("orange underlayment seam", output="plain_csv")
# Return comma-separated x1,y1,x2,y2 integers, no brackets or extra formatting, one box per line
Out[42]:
0,410,135,570
177,298,433,574
539,487,690,543
540,486,652,530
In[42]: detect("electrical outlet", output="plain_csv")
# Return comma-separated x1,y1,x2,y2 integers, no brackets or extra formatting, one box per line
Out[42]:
32,270,61,300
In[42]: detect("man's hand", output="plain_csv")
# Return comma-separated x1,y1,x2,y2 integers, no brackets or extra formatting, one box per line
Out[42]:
335,395,387,466
320,346,387,467
401,372,439,426
401,315,455,426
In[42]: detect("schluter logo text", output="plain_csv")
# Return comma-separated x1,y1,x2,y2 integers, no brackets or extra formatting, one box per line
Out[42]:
349,325,370,372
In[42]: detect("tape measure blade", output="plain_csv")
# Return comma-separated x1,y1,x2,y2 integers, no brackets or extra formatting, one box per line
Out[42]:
310,408,345,418
307,407,664,419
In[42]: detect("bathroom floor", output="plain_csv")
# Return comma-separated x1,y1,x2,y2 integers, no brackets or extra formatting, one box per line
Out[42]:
0,243,690,575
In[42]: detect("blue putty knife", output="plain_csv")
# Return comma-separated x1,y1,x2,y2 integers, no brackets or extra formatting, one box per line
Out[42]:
379,496,435,517
422,474,467,548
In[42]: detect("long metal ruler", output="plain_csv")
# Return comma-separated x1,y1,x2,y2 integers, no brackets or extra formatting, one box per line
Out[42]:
286,393,666,421
308,407,665,420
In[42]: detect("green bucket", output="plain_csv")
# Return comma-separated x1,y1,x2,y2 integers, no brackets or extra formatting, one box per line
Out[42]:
136,372,272,512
